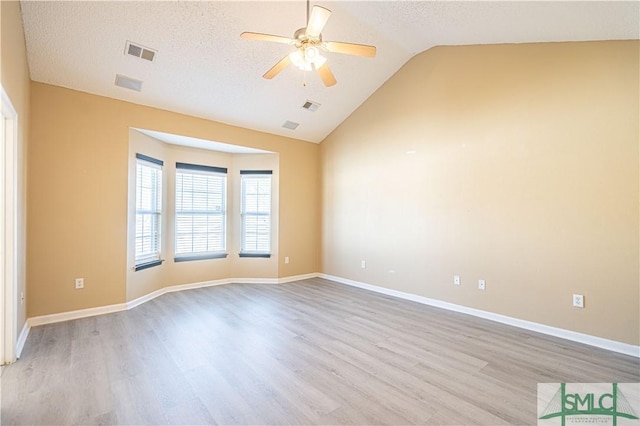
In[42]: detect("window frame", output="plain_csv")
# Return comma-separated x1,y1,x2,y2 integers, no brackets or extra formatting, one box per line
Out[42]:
239,170,272,258
134,153,164,271
174,162,228,262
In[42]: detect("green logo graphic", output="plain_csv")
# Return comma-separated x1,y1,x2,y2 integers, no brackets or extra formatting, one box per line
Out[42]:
539,383,639,426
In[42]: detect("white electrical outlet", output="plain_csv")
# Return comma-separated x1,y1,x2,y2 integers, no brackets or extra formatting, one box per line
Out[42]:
284,256,289,264
361,260,366,269
454,275,461,286
478,279,486,290
573,294,584,308
75,278,84,289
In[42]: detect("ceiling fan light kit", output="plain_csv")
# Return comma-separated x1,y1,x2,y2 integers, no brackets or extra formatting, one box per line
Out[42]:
241,1,376,87
289,46,326,71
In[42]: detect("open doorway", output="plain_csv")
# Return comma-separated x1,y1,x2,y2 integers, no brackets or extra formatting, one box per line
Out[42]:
1,86,18,365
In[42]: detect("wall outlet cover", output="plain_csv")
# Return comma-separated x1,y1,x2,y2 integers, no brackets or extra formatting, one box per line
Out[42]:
573,294,584,308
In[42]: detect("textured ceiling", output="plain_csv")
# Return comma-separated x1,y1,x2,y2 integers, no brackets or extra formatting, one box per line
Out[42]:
20,1,639,143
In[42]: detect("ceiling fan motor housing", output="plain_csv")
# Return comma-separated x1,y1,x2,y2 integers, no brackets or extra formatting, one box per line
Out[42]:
294,28,322,47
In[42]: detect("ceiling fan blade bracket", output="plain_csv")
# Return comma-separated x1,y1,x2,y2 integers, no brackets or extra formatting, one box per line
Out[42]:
240,32,294,45
324,41,376,57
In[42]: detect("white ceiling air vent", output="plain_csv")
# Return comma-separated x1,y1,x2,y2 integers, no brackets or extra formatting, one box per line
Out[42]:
115,74,143,92
302,100,321,112
125,41,156,62
282,120,299,130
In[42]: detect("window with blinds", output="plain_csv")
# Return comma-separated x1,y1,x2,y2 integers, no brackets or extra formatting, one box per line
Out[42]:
175,163,227,261
135,154,163,269
240,171,272,257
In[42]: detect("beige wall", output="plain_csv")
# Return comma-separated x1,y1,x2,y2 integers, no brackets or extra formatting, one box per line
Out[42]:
126,130,279,301
1,0,30,334
28,83,320,316
321,41,639,345
15,22,639,348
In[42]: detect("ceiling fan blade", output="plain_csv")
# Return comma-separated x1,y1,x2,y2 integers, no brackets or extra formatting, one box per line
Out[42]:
263,55,291,79
317,63,337,87
324,41,376,57
306,5,331,38
241,32,293,44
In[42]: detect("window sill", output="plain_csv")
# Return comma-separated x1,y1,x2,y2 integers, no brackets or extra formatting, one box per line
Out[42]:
134,259,164,271
239,253,271,258
174,253,228,262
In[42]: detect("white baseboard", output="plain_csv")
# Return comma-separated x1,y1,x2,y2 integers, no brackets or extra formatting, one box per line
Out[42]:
16,321,30,358
278,273,320,284
127,278,232,310
29,302,128,328
319,273,640,358
233,278,279,285
25,274,317,328
22,272,639,358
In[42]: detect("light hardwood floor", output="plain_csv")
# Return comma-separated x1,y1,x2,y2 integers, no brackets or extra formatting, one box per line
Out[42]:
1,278,638,425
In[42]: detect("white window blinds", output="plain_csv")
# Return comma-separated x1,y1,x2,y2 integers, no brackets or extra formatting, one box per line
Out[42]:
135,154,163,266
175,163,227,260
240,171,272,256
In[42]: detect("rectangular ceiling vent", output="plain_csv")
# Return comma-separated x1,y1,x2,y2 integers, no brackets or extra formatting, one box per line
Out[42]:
125,41,156,62
282,120,299,130
115,74,143,92
302,100,320,112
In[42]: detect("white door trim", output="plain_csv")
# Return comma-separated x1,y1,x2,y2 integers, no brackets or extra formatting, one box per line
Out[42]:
1,86,18,365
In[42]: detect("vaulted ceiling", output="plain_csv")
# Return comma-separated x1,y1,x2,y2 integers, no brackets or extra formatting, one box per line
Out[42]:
20,1,639,143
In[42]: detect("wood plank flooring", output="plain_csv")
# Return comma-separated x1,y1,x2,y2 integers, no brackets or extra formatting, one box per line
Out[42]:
1,278,638,425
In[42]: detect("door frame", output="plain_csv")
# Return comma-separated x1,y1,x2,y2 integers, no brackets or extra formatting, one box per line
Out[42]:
1,86,18,365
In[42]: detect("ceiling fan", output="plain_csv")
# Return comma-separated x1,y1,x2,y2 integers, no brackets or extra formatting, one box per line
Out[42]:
241,1,376,87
